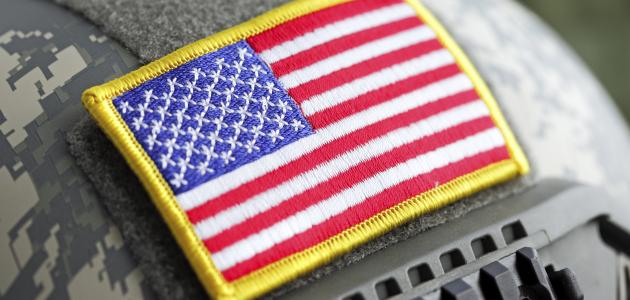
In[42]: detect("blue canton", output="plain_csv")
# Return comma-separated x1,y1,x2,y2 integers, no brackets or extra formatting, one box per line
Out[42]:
114,41,313,194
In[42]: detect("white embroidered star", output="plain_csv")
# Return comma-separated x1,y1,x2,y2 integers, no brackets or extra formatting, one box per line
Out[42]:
263,81,276,95
235,102,250,115
145,133,159,150
176,157,193,171
268,129,284,143
185,80,200,93
154,105,168,117
119,101,133,114
162,138,177,152
216,94,231,110
180,141,196,157
166,77,181,90
242,139,260,153
237,47,251,59
219,151,235,164
191,68,206,79
187,125,203,140
207,69,224,82
205,130,223,146
226,75,240,88
170,172,187,188
272,114,288,129
160,91,177,105
290,119,305,132
223,135,239,149
231,60,246,73
249,124,264,138
159,153,172,169
244,77,258,90
276,99,292,113
210,118,225,131
143,89,156,102
240,92,255,104
131,117,144,131
214,57,226,67
231,121,248,134
249,64,265,75
169,122,186,137
197,160,214,176
258,95,271,110
199,144,215,158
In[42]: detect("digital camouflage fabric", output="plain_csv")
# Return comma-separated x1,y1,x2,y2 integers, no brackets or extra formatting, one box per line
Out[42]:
3,0,630,299
0,0,150,299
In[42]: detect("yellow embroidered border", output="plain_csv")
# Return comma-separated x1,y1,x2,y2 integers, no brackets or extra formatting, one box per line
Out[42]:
82,0,529,299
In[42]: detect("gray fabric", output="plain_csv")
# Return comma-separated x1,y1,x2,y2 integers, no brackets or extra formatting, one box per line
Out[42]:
55,0,291,63
57,0,630,298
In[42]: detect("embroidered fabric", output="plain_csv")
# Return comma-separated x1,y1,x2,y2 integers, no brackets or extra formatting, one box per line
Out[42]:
114,41,311,193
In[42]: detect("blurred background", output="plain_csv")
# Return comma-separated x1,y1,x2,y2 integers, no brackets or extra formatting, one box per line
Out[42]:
520,0,630,121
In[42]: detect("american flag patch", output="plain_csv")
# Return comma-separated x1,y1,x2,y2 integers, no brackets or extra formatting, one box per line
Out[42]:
83,0,529,299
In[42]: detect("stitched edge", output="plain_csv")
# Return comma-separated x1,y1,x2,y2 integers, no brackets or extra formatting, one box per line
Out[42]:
82,0,530,299
230,160,519,298
82,0,354,107
406,0,529,173
84,97,237,298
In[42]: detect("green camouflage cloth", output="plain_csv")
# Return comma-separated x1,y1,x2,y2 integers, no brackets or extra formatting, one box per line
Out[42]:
0,0,151,299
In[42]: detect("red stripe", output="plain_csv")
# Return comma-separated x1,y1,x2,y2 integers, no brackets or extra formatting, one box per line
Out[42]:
185,89,479,223
310,64,462,129
247,0,403,52
221,147,511,281
288,39,444,103
270,17,421,77
204,117,496,253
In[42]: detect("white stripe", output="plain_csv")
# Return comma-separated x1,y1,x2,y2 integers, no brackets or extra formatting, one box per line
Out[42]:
278,26,435,89
301,49,454,116
195,100,490,240
212,128,506,271
259,3,416,64
176,74,473,210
